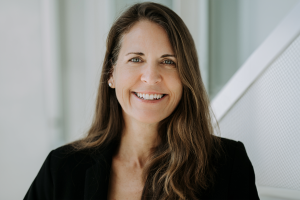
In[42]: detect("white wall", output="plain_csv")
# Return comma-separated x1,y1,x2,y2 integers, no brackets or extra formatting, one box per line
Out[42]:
238,0,300,68
209,0,300,99
211,1,300,199
59,0,112,142
0,0,50,199
0,0,112,198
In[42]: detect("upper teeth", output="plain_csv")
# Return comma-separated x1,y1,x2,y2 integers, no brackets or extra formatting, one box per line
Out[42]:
135,92,164,100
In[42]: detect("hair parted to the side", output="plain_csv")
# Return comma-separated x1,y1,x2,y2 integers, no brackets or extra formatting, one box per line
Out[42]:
70,2,223,199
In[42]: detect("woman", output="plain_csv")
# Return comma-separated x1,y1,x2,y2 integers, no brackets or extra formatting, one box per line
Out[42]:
24,2,259,200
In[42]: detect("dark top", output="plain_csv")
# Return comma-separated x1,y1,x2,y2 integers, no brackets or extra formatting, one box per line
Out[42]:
24,137,260,200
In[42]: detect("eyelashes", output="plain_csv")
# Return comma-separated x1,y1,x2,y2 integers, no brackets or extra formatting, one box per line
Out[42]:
130,58,142,63
129,57,176,66
162,59,175,65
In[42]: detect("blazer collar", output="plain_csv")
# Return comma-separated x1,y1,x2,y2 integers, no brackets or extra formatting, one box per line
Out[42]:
84,141,118,200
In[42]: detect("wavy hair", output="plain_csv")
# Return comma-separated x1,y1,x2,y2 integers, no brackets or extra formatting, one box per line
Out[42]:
71,2,223,199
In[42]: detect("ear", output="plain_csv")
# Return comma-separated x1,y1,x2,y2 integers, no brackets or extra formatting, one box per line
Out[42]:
108,68,115,88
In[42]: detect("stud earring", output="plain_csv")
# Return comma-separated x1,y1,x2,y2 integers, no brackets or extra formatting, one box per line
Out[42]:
108,83,112,87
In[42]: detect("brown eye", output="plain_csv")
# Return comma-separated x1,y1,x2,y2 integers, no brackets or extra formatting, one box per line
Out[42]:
130,58,142,62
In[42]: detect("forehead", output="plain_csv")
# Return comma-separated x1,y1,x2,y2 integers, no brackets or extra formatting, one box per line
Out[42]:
120,20,174,55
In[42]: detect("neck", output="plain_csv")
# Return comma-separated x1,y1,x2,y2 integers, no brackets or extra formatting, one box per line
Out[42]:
115,116,160,168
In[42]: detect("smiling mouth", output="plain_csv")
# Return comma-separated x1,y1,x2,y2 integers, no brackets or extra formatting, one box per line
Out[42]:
133,92,166,100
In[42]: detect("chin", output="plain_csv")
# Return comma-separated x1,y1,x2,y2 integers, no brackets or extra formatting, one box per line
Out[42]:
134,113,165,124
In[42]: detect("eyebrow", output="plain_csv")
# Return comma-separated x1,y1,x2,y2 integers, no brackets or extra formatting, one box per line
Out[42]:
125,52,176,58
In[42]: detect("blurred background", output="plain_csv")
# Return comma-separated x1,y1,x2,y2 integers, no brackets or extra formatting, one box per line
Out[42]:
1,0,299,199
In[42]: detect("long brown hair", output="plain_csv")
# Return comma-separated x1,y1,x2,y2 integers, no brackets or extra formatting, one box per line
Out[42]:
71,2,223,199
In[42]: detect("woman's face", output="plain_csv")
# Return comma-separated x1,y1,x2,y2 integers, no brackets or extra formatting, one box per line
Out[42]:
109,20,183,124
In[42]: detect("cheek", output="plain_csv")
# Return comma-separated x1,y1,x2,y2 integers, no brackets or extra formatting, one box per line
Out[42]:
114,68,139,102
114,65,140,85
165,72,183,102
174,84,183,105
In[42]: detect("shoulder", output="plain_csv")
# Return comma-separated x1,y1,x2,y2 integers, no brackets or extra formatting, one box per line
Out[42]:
47,144,97,172
218,137,248,159
210,137,259,199
24,144,97,199
219,136,245,151
214,137,253,175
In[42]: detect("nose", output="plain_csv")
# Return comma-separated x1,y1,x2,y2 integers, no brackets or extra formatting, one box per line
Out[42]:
141,62,162,85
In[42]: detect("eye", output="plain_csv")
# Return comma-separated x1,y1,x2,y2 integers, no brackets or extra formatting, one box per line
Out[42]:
129,57,142,63
162,59,175,65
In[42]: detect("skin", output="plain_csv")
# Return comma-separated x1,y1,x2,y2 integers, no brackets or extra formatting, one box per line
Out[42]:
107,20,183,200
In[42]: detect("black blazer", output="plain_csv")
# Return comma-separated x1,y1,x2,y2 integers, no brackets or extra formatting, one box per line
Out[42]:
24,137,260,200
